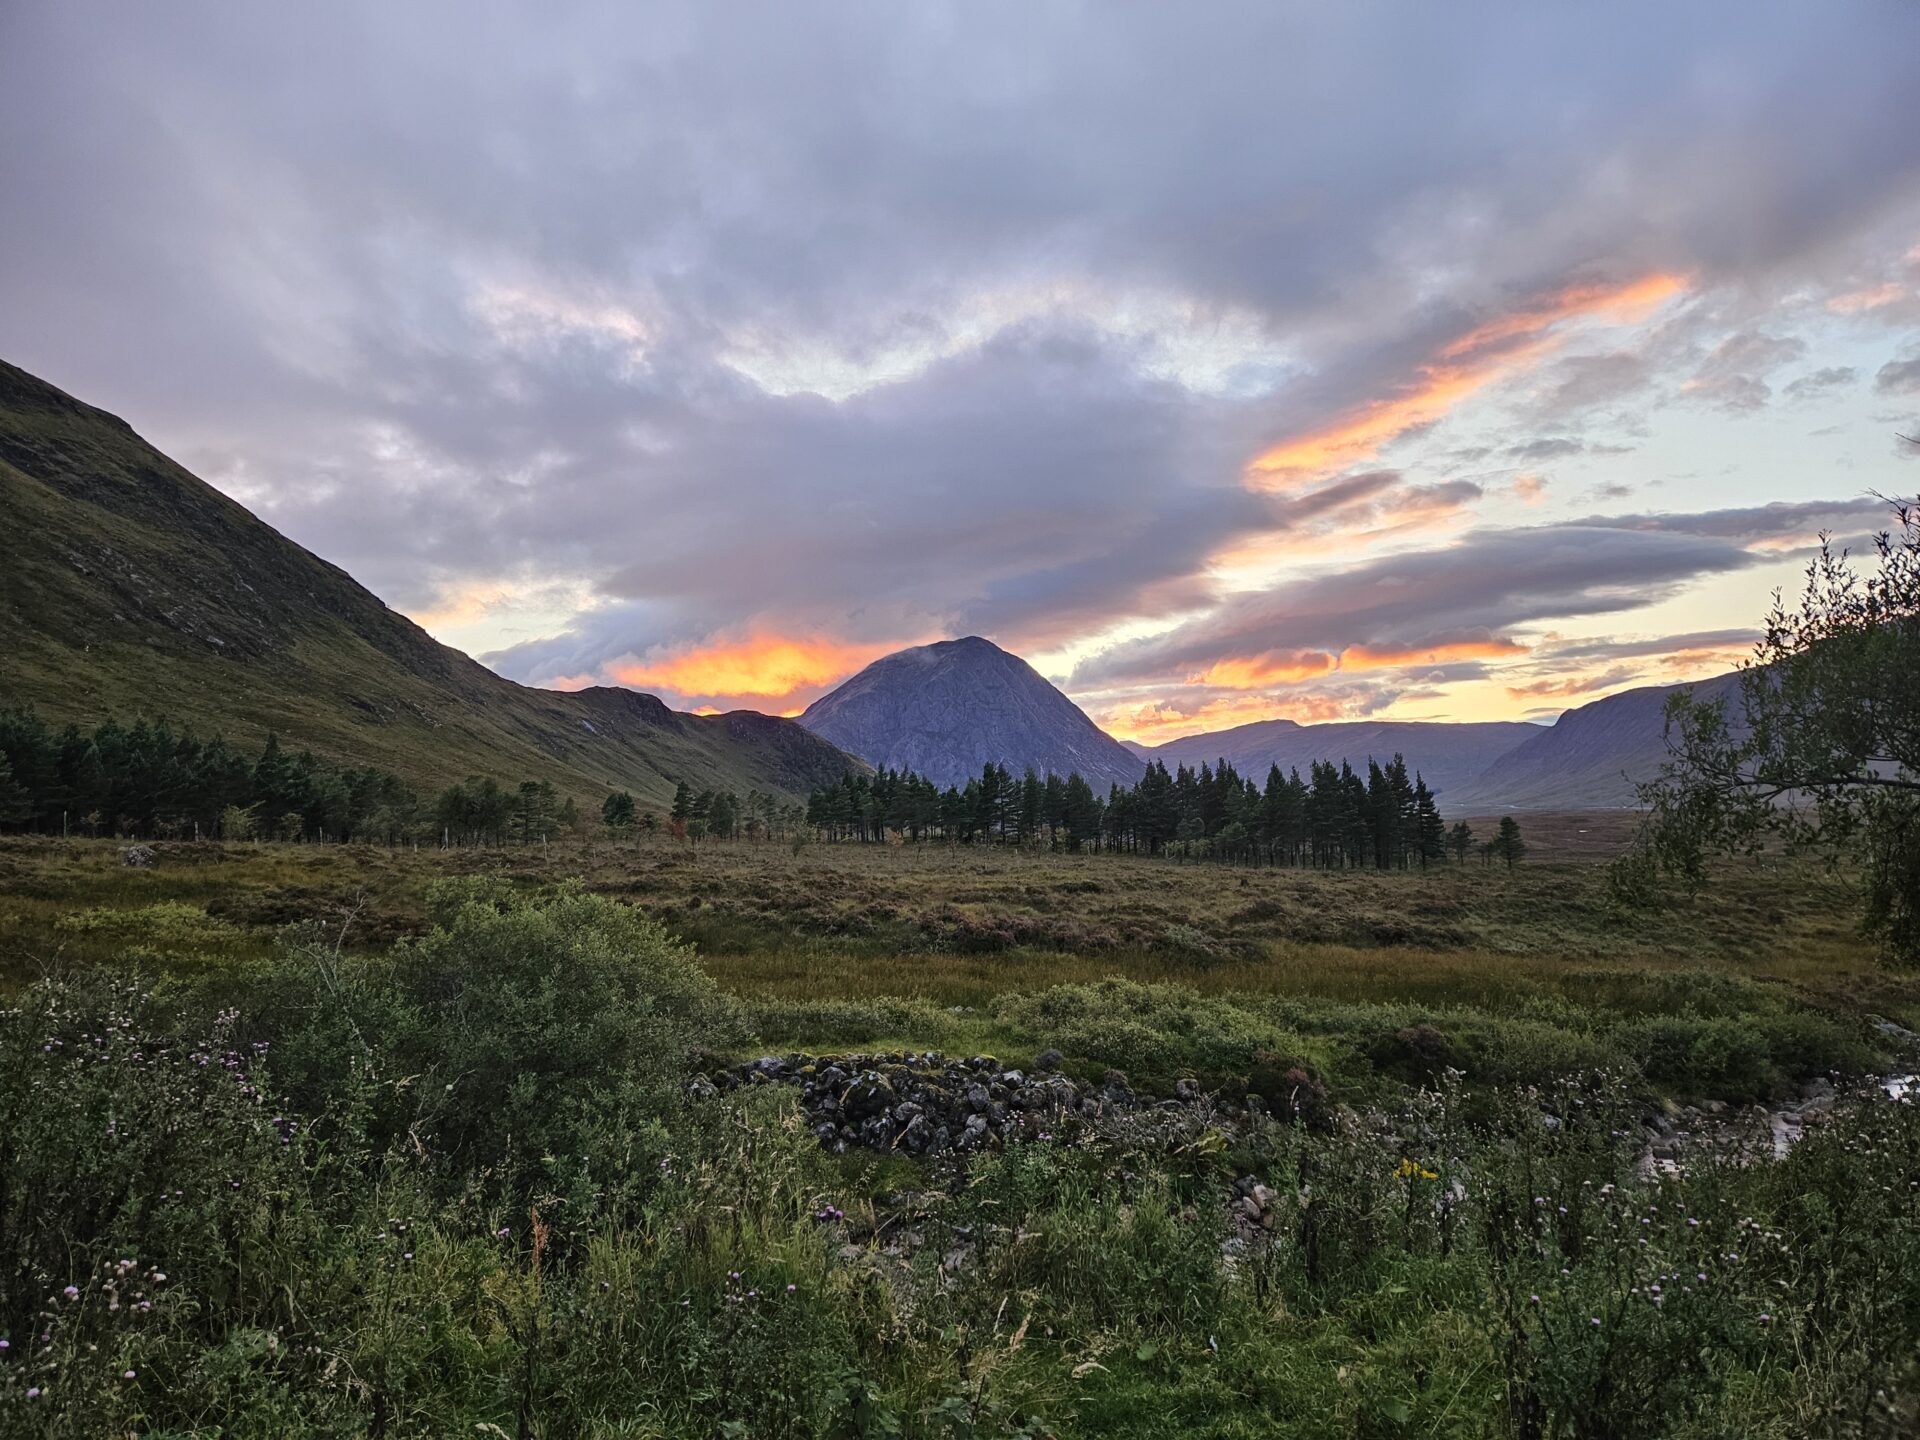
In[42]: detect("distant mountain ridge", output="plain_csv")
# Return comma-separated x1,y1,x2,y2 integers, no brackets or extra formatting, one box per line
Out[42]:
798,637,1144,790
1443,673,1740,812
1131,717,1541,801
798,624,1734,810
0,358,862,805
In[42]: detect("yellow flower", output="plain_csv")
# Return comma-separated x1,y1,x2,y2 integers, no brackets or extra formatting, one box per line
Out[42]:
1395,1159,1438,1181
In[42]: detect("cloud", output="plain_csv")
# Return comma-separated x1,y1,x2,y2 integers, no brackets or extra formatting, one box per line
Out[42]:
602,631,905,710
1783,366,1858,401
1512,473,1548,504
1879,357,1920,395
1244,274,1684,487
1507,437,1586,461
1,3,1918,717
1532,351,1656,418
1828,283,1907,314
1071,516,1770,692
1534,628,1760,663
1505,665,1645,700
1568,496,1891,548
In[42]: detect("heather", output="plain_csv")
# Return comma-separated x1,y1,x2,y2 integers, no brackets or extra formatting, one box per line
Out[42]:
2,858,1918,1436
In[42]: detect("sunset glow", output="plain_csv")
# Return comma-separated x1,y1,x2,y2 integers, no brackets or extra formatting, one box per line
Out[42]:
1245,273,1686,487
604,632,906,708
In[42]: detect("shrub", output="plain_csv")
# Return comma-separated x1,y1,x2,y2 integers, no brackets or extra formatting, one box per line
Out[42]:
386,884,749,1215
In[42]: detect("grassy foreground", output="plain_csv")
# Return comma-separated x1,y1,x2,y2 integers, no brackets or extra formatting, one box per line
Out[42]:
2,832,1918,1436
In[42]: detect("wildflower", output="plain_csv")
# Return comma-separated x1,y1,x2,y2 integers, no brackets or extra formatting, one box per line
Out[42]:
26,1388,40,1400
62,1286,79,1301
123,1369,136,1380
786,1284,797,1292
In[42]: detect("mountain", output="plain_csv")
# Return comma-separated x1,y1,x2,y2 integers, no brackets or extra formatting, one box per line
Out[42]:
1131,717,1542,800
0,358,862,806
1444,672,1741,812
799,636,1145,789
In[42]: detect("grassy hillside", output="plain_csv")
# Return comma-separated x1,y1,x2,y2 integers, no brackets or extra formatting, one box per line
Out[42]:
1446,671,1742,811
0,359,862,806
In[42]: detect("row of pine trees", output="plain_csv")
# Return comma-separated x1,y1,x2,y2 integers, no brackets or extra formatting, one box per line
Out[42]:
805,757,1527,868
0,709,586,845
0,707,1528,866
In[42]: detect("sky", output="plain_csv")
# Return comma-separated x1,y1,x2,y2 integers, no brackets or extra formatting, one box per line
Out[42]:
3,3,1918,742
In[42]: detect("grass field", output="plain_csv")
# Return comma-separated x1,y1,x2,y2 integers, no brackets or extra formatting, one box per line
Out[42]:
7,825,1920,1436
3,826,1909,1103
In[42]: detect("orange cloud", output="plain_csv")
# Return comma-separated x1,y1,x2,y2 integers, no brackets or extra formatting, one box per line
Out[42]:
1826,282,1905,314
1340,638,1528,672
1169,637,1526,695
1187,650,1336,688
1505,674,1611,700
608,631,902,703
1246,272,1685,488
1512,473,1548,505
1099,691,1358,744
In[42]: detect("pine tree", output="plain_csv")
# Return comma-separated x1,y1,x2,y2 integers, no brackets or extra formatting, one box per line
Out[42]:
1490,815,1527,869
602,790,637,834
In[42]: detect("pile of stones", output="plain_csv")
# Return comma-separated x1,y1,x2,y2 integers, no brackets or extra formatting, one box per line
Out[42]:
702,1049,1210,1156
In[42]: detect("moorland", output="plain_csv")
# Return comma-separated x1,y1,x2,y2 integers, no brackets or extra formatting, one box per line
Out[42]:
4,826,1918,1437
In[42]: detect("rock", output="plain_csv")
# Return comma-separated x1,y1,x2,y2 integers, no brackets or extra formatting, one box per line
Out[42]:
1802,1077,1835,1099
123,845,156,868
1873,1016,1920,1047
1000,1070,1026,1087
842,1075,895,1121
1035,1048,1063,1073
965,1083,992,1113
684,1075,718,1103
1174,1079,1200,1102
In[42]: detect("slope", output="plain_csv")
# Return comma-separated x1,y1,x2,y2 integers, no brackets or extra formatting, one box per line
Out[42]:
1443,672,1742,811
0,358,860,806
799,636,1145,790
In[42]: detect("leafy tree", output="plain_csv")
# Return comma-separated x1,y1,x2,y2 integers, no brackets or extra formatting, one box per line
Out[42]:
1621,499,1920,962
220,803,258,841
